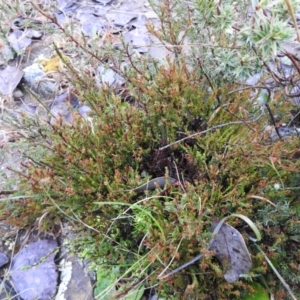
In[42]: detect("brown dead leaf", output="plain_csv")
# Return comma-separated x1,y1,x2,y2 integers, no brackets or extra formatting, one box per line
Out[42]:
210,219,252,283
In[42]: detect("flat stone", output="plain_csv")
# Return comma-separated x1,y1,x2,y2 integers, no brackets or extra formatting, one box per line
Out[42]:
0,278,22,300
55,257,93,300
0,251,8,267
9,239,58,300
23,63,56,99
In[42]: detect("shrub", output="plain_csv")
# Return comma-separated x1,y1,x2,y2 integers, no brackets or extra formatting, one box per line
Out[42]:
1,0,300,298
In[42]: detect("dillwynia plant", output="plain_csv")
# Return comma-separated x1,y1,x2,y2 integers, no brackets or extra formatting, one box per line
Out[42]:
1,0,300,299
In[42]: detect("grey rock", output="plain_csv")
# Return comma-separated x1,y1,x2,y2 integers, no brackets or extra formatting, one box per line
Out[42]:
93,0,113,4
13,88,24,99
49,92,91,124
26,29,43,39
78,105,92,120
7,30,32,53
11,103,38,118
9,239,58,300
245,73,261,86
0,251,8,267
0,278,21,300
50,92,78,123
56,0,80,12
23,63,56,99
79,13,105,36
267,125,300,141
97,65,125,87
2,44,15,61
289,85,300,106
123,28,150,53
55,258,93,300
106,11,138,27
19,103,38,115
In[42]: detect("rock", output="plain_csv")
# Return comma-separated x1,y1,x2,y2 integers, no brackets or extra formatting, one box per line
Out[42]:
55,231,95,300
2,44,15,61
78,105,92,120
13,88,24,99
0,278,21,300
0,251,8,267
79,13,105,36
266,125,300,141
97,65,125,87
93,0,113,4
106,11,138,27
7,30,32,53
55,258,94,300
22,63,56,99
49,92,92,124
49,92,78,124
245,73,261,86
9,239,58,300
123,29,150,53
289,85,300,106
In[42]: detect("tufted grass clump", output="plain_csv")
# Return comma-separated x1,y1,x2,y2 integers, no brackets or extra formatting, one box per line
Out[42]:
1,0,300,298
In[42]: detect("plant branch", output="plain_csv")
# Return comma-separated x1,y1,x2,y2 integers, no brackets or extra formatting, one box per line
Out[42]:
159,114,262,150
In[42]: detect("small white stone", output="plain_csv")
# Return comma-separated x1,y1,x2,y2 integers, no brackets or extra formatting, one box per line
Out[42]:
274,183,281,190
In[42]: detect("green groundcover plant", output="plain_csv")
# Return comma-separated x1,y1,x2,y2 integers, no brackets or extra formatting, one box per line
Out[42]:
1,0,300,299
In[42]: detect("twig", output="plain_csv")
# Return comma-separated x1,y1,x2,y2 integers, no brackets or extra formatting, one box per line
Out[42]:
223,106,255,132
124,43,146,77
284,85,300,98
265,103,282,140
173,160,186,193
197,58,214,92
228,85,272,95
0,190,16,195
158,252,204,279
158,217,229,279
227,84,281,139
263,61,289,85
157,237,184,279
284,51,300,75
159,115,262,150
246,195,277,207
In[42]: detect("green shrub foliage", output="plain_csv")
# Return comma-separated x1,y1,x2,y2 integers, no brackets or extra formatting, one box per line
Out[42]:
1,0,300,298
